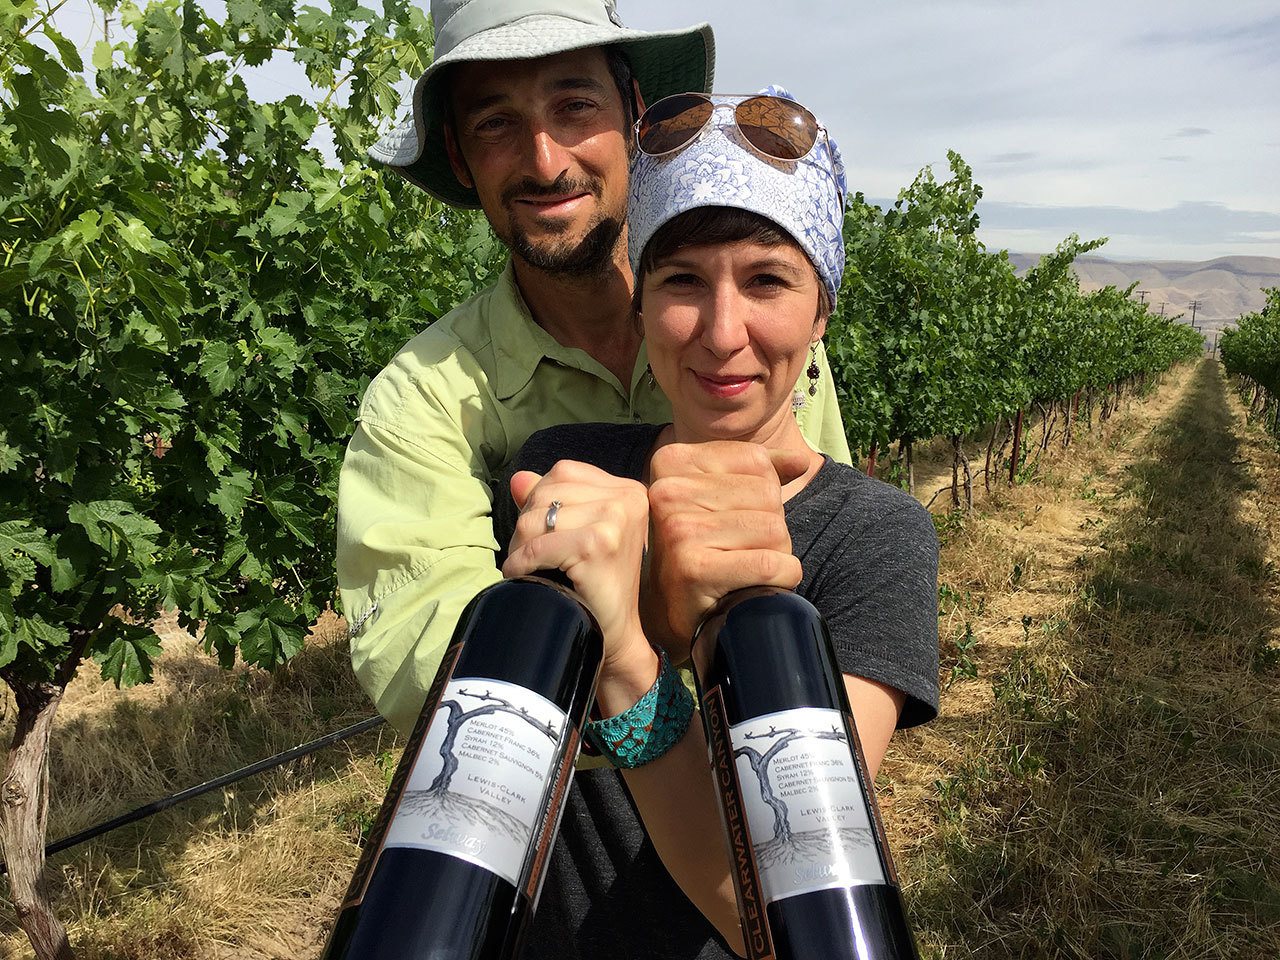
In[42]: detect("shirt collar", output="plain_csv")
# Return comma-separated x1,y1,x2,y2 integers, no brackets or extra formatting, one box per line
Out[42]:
488,261,636,401
486,262,554,400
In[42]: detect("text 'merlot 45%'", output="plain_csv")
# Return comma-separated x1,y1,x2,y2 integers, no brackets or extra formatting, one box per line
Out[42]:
322,572,603,960
692,585,921,960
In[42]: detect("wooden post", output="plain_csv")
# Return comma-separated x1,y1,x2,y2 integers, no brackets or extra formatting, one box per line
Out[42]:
1009,408,1024,484
950,435,960,509
984,413,1004,493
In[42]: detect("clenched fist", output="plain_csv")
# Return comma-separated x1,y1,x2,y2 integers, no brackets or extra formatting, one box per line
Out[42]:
644,441,809,659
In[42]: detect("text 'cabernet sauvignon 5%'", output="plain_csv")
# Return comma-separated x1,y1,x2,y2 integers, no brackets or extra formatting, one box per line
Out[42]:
322,573,603,960
692,586,920,960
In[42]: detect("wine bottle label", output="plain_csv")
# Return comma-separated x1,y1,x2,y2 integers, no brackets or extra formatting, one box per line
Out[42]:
339,641,464,912
384,677,568,887
728,706,887,904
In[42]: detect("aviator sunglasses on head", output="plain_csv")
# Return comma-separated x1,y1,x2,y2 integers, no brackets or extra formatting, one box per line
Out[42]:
634,93,843,200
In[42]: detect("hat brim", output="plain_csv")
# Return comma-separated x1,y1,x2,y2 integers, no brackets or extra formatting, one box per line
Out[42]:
368,17,714,208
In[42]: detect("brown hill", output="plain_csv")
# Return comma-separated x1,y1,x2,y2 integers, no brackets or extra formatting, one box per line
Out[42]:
1006,254,1280,336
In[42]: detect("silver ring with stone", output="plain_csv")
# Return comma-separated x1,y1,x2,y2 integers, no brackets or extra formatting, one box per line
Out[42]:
545,500,562,532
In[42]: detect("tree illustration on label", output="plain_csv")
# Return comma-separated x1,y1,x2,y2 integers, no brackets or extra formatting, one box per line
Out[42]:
399,687,561,849
734,723,876,874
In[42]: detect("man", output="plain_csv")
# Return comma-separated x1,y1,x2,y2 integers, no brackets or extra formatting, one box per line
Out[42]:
339,0,852,734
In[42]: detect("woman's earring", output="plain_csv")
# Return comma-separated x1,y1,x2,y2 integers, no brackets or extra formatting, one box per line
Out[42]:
807,344,821,397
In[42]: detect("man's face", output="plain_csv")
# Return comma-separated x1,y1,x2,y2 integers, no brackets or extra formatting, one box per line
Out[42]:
446,49,632,277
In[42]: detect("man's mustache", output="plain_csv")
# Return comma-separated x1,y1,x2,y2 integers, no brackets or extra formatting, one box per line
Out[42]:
502,175,601,207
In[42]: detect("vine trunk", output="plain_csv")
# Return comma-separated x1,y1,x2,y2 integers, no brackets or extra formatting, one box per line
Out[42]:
1,679,74,960
983,413,1005,492
1009,408,1025,484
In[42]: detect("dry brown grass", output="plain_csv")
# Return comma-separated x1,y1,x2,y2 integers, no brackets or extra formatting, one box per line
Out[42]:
0,617,397,960
4,361,1277,959
878,373,1184,868
887,361,1280,959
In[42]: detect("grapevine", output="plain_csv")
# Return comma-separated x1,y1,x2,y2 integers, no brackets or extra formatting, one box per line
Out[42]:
826,153,1204,506
1220,289,1280,438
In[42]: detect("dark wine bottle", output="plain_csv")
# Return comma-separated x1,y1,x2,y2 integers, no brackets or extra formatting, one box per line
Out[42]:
322,572,603,960
691,585,920,960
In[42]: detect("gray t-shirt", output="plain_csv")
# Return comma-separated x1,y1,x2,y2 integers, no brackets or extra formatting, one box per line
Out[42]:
491,422,940,958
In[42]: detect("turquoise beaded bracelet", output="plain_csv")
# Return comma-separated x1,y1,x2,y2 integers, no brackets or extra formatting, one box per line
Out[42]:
584,648,694,769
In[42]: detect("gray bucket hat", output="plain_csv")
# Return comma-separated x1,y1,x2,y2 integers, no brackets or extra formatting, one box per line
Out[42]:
368,0,715,208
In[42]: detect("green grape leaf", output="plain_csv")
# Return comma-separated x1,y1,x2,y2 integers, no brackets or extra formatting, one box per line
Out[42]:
210,469,253,519
92,40,114,71
95,626,164,687
145,551,213,611
0,520,56,568
260,478,315,547
14,615,71,654
6,71,74,177
200,617,238,669
43,24,85,73
262,191,312,237
237,602,305,668
0,620,17,668
67,501,162,559
198,341,238,395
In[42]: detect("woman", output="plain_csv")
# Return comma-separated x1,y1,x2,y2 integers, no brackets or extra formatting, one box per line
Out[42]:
494,88,939,959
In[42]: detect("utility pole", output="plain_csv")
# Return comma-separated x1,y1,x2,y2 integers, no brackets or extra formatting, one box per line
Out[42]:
1137,289,1148,304
1211,332,1218,358
1159,301,1167,317
1189,299,1201,328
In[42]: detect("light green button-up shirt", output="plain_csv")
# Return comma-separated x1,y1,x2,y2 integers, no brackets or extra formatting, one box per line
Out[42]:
337,262,851,735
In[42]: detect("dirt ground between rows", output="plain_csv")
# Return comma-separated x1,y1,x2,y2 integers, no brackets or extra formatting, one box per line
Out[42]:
877,366,1199,867
893,361,1280,957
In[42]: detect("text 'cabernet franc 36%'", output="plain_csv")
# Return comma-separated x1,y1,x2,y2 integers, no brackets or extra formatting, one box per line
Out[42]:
692,586,920,960
322,573,603,960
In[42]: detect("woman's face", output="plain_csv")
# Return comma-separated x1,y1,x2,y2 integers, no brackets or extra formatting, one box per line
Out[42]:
640,239,825,447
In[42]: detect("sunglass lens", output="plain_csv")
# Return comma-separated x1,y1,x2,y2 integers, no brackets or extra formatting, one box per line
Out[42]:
735,96,819,162
638,94,714,156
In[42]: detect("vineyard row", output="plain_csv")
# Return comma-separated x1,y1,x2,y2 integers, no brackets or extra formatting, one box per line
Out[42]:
824,153,1205,505
1220,289,1280,438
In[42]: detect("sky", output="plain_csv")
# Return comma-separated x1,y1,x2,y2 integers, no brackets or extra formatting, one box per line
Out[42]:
49,0,1280,262
625,0,1280,262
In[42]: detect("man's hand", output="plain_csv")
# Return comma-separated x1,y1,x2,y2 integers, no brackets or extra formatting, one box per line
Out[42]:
644,441,808,658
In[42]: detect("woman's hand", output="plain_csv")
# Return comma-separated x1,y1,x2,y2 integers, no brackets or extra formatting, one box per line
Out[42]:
503,460,651,676
645,441,808,659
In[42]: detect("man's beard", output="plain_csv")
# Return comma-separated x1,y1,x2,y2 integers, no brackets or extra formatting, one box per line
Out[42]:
500,174,625,277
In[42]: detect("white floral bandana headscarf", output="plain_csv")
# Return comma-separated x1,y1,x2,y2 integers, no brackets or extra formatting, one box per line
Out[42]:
628,85,848,309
